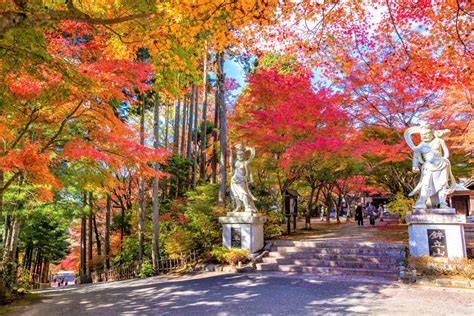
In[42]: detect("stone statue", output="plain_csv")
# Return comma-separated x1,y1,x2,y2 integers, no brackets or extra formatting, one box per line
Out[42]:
230,144,258,213
404,122,456,209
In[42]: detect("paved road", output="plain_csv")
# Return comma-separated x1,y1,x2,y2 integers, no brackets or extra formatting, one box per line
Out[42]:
14,272,473,315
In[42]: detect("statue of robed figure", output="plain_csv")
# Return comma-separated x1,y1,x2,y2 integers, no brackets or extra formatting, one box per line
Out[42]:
229,144,258,213
404,122,457,209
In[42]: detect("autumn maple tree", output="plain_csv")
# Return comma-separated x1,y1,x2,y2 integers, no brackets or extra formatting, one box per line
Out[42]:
0,0,472,304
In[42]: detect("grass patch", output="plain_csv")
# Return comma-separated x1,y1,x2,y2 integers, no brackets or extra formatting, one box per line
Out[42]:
0,293,42,315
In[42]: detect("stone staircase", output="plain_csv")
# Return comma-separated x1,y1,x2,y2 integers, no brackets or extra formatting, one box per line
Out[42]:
256,240,406,281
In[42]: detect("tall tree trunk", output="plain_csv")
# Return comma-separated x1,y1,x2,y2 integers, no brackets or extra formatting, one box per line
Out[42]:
2,216,11,259
88,193,93,276
173,97,181,154
41,260,49,283
0,171,3,239
200,48,209,181
80,193,87,282
217,53,227,206
192,84,199,188
180,95,188,156
164,101,170,150
187,85,195,159
138,101,145,266
306,185,316,229
152,95,161,272
93,214,101,256
119,206,124,264
104,194,111,270
211,80,220,184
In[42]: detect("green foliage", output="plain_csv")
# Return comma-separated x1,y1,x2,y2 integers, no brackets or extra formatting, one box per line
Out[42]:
252,186,284,239
17,269,32,291
264,212,284,239
164,154,192,197
111,209,132,235
256,53,298,74
184,184,224,251
19,204,71,265
112,237,139,265
210,246,250,266
139,260,155,278
386,193,415,222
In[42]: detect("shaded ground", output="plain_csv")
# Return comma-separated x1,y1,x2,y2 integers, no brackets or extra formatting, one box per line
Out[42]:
10,272,473,315
278,217,408,244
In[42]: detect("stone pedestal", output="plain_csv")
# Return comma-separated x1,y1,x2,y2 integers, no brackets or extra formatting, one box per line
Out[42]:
218,212,267,253
407,210,467,258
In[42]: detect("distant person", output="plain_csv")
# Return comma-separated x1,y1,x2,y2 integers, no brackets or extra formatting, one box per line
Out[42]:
355,205,364,226
368,202,376,226
378,204,385,222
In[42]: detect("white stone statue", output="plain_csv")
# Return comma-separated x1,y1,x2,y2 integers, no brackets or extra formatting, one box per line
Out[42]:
404,122,457,209
230,144,258,213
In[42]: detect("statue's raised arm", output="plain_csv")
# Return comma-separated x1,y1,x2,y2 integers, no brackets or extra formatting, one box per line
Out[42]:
404,126,421,151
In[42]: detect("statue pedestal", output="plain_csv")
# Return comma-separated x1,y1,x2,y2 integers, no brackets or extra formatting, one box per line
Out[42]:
218,212,267,254
407,210,467,258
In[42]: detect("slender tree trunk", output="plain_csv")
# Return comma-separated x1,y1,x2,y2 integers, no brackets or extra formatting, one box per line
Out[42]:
104,194,111,270
26,247,33,272
200,48,209,181
306,185,316,229
80,193,87,282
138,101,145,266
93,214,101,256
192,84,199,188
211,84,219,184
2,216,11,259
187,85,195,159
88,192,93,275
41,260,49,283
152,95,161,271
180,95,188,156
173,97,181,153
336,193,342,224
217,53,227,206
164,101,170,150
119,206,124,263
0,171,3,237
325,187,333,224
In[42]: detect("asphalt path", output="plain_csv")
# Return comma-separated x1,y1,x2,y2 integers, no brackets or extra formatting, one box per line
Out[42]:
14,272,474,315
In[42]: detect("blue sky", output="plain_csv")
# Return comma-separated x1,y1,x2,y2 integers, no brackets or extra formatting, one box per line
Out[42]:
224,58,247,94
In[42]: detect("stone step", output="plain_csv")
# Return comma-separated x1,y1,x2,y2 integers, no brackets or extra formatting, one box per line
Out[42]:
271,246,404,257
266,252,401,264
272,240,406,250
256,263,398,280
261,257,398,271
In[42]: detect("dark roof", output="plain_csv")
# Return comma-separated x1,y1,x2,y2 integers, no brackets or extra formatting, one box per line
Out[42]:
285,189,300,197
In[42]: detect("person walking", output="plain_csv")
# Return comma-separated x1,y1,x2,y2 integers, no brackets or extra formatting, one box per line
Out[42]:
378,204,385,222
355,205,364,226
368,202,376,226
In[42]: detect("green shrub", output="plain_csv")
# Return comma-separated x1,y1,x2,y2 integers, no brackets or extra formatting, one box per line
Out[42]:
264,211,284,239
210,246,250,266
387,193,415,222
184,184,224,250
139,260,155,278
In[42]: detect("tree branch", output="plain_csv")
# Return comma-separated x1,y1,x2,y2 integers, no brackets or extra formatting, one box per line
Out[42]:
0,0,155,37
386,0,410,59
